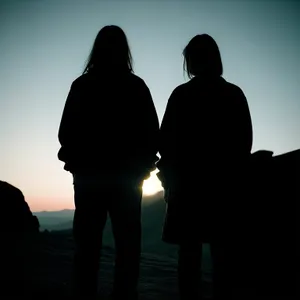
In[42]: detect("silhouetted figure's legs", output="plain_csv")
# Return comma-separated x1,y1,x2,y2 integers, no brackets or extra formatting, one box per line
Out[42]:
71,178,142,300
71,182,108,298
178,241,233,300
210,241,232,300
109,183,142,300
178,243,202,300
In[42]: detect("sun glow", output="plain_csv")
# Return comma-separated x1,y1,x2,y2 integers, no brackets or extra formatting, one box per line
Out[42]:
142,169,163,196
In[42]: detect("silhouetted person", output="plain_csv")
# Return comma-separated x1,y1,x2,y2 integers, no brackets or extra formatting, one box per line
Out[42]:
156,34,253,300
57,25,159,300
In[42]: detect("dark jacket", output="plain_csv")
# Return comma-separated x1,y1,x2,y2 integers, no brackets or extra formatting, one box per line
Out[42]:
157,76,253,243
58,71,159,178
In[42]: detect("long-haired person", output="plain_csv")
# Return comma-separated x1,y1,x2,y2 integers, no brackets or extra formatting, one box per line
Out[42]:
58,25,159,299
157,34,253,299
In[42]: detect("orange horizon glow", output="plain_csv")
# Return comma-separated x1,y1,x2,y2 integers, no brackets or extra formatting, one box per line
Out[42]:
28,170,163,212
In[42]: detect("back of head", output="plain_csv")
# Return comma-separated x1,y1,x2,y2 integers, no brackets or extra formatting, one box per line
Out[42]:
83,25,133,74
183,34,223,79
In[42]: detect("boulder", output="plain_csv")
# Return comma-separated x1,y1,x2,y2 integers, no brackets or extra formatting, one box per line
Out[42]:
0,180,40,296
0,180,39,235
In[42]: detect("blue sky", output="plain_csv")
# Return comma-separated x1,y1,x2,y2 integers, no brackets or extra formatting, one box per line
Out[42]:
0,0,299,211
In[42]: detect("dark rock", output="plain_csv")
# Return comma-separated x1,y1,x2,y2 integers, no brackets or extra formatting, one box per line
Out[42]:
0,180,40,296
0,180,40,234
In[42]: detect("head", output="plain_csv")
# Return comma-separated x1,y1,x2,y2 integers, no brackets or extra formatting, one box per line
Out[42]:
183,34,223,79
83,25,133,74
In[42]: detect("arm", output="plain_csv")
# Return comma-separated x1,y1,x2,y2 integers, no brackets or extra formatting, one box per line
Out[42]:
230,87,253,158
157,88,180,186
158,88,179,161
139,81,160,169
58,82,80,149
57,81,81,163
130,80,159,179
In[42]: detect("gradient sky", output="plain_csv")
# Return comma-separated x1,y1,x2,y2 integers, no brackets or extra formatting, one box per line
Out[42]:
1,0,299,211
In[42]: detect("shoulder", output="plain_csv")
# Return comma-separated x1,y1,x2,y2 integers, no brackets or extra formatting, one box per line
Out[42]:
223,79,246,98
70,72,150,94
163,84,187,109
67,74,90,93
128,73,149,89
71,73,90,87
222,79,250,111
169,82,187,99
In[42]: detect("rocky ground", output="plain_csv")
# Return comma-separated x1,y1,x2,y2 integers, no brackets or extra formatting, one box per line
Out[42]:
11,230,213,300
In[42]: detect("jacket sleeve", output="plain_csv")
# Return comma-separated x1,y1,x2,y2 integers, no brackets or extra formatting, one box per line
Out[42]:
156,87,181,189
138,81,160,168
58,82,80,147
229,87,253,158
57,81,81,163
158,87,179,161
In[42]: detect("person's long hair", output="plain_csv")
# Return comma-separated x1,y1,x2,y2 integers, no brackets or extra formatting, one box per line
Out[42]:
183,34,223,79
83,25,133,74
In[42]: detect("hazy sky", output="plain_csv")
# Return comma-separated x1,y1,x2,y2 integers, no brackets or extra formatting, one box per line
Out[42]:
1,0,299,211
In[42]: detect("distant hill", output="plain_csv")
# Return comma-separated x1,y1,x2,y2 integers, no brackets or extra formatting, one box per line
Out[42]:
35,209,74,219
35,192,164,231
33,191,194,260
34,209,74,230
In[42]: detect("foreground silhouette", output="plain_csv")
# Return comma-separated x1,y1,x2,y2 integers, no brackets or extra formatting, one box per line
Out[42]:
0,180,40,297
0,180,40,234
1,166,297,299
232,148,299,298
57,25,159,299
157,33,253,300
